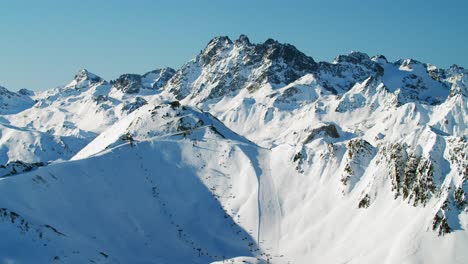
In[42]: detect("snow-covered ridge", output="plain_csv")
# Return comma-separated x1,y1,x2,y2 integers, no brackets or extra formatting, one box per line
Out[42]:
164,35,460,109
0,35,466,263
0,85,34,115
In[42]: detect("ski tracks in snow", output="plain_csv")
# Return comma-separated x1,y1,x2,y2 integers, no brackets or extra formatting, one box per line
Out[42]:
255,149,285,263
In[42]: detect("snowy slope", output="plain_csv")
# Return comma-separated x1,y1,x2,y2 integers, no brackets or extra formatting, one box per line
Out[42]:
164,36,467,263
0,140,261,263
0,68,175,166
0,35,467,264
0,85,34,115
7,68,175,137
0,102,279,263
0,122,87,164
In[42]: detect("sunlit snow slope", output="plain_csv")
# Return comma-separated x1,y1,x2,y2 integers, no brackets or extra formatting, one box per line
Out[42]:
0,35,466,264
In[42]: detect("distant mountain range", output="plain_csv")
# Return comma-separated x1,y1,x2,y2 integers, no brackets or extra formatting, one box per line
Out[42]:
0,35,466,264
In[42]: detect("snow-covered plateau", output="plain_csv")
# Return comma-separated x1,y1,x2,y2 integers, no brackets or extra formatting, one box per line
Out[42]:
0,35,466,264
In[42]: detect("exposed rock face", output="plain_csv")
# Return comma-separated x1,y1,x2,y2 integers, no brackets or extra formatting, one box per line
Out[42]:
317,51,384,94
122,97,147,113
142,67,176,90
71,69,104,89
445,65,468,97
380,143,436,205
163,35,458,109
341,139,376,193
0,161,46,178
112,68,176,94
303,124,340,144
112,74,144,94
18,88,34,96
74,69,102,83
165,35,318,102
93,94,109,104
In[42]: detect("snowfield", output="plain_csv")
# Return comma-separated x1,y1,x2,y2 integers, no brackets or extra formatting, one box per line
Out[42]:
0,35,466,263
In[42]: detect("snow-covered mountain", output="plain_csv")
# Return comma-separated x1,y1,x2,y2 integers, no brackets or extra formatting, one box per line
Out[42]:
0,35,466,264
0,85,34,115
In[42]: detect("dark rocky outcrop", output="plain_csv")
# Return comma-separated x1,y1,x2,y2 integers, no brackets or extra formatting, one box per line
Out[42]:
122,97,147,113
112,68,176,94
112,74,144,94
303,124,340,144
0,161,47,178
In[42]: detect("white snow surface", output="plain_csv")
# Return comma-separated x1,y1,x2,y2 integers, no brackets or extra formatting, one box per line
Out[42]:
0,36,467,263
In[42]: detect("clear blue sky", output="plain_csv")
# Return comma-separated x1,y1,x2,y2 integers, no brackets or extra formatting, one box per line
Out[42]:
1,0,467,91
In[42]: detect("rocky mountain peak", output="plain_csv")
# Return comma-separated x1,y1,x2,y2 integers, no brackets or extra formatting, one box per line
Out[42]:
18,88,34,96
200,36,234,66
262,41,316,68
166,35,464,106
142,67,176,90
204,36,233,52
111,73,144,94
0,85,11,95
235,34,252,46
334,51,372,64
166,35,320,101
112,67,176,94
449,64,465,72
445,64,468,97
263,38,278,46
0,85,35,114
371,54,389,64
73,69,102,84
200,35,317,73
207,35,233,47
0,85,25,98
395,58,423,69
317,51,384,94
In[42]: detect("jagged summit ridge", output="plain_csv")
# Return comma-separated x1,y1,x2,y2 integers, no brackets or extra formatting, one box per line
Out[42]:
110,67,176,93
64,67,176,93
74,69,102,82
163,35,462,107
67,69,104,88
166,35,318,103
